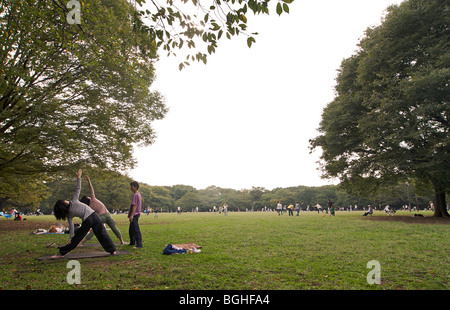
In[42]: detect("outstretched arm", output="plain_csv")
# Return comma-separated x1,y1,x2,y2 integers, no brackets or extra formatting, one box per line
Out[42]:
72,169,82,201
85,175,96,199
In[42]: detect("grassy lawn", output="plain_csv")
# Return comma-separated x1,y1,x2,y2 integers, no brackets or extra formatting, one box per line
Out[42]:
0,211,448,290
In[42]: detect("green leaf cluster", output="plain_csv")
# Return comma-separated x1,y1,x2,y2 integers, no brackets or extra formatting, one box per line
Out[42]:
139,0,293,70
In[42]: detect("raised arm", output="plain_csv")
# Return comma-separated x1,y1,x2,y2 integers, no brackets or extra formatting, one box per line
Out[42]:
85,175,96,199
72,169,82,202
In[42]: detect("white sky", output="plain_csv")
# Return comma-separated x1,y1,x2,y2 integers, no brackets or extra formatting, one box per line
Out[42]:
130,0,405,190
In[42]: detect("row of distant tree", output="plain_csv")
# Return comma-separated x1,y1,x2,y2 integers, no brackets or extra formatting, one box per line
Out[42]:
32,173,439,214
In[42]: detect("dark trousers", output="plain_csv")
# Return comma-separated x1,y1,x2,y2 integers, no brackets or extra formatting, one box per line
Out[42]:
129,214,142,248
59,213,116,255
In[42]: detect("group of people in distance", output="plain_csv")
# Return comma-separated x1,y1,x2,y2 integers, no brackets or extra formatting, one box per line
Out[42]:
276,201,303,216
50,169,142,259
276,199,337,216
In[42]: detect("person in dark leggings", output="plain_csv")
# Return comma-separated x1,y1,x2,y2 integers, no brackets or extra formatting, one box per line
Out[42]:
51,169,116,258
128,181,142,249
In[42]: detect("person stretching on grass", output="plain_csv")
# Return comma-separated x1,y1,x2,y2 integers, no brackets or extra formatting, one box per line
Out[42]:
51,169,116,258
78,175,125,246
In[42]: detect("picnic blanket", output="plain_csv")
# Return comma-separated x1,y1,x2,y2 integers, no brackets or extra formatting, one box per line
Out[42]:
0,212,12,219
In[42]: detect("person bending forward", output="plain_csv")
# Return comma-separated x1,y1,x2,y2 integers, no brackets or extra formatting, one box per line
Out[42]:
51,169,116,258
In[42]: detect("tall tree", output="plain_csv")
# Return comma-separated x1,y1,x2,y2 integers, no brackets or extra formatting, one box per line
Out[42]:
1,0,292,209
310,0,449,217
1,0,166,176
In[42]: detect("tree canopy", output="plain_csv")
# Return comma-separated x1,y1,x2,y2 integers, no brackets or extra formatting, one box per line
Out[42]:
0,0,292,207
1,0,166,175
309,0,449,217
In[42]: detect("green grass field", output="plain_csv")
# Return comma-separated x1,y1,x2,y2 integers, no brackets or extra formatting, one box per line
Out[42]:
0,211,448,290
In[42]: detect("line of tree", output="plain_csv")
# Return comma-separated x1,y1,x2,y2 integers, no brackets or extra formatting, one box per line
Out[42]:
30,172,440,215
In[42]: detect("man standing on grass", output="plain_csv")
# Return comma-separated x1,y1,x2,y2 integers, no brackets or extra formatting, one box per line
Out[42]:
128,181,143,249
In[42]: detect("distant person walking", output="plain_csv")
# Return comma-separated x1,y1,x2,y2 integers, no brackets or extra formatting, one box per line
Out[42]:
128,181,143,249
276,201,282,216
288,204,294,216
295,201,300,216
328,199,335,216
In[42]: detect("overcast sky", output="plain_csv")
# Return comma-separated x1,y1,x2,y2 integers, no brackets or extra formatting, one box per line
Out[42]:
130,0,405,190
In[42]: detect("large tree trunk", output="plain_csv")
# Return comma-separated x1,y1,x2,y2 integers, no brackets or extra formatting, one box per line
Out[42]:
0,197,10,212
432,183,449,218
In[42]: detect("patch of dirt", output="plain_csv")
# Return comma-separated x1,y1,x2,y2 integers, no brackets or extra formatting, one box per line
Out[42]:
0,218,60,232
365,215,450,225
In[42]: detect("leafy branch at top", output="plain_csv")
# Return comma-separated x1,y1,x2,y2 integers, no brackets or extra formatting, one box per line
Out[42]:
133,0,293,70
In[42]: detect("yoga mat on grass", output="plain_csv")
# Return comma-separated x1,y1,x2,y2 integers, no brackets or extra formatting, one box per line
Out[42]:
79,242,123,247
37,250,130,260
